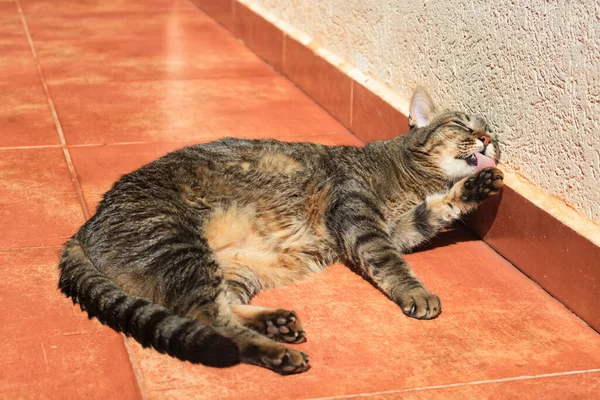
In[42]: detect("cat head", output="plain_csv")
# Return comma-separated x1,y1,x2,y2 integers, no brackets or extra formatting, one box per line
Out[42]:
406,87,500,181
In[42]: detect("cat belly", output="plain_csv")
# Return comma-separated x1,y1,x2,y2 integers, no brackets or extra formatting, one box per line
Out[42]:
203,203,333,290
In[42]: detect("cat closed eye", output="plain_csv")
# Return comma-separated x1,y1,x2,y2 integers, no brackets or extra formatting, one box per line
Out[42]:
452,120,472,132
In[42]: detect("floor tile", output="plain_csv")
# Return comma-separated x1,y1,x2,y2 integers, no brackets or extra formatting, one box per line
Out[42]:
0,3,26,44
284,35,352,128
367,371,600,399
1,247,103,341
35,35,272,84
19,0,194,16
0,247,140,400
26,9,215,42
0,147,84,248
50,77,348,145
127,229,600,399
0,84,60,147
0,43,40,86
69,133,361,213
468,186,600,332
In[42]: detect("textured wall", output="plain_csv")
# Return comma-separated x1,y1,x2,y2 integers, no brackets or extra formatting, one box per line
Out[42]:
252,0,600,223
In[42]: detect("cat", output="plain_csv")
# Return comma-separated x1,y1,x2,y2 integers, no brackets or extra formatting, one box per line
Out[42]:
58,87,503,375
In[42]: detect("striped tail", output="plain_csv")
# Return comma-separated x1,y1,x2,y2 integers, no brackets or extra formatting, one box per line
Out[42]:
57,238,240,367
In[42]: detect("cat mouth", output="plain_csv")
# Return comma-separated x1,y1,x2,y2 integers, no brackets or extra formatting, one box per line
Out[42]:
459,152,496,172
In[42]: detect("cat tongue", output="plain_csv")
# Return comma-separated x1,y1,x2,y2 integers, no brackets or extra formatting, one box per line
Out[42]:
474,152,496,172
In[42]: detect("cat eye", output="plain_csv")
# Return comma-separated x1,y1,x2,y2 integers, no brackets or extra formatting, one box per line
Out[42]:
452,120,473,132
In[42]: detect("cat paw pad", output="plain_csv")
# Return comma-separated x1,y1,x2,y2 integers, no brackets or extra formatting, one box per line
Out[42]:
461,167,503,202
263,310,306,344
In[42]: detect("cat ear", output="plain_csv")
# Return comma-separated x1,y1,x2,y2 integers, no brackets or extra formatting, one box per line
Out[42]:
409,86,436,128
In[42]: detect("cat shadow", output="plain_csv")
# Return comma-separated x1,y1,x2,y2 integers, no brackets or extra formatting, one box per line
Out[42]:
409,224,479,253
462,187,504,238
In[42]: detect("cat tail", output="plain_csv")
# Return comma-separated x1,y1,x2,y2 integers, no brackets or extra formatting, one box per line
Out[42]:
57,238,240,367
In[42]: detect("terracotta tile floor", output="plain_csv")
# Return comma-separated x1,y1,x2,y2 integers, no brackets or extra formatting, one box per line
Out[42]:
1,0,599,399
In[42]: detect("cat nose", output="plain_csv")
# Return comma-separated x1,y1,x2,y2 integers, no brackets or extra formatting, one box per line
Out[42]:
479,135,491,147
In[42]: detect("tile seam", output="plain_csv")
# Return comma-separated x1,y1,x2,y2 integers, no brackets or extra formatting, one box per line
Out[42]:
15,2,147,399
0,144,63,151
15,0,89,220
123,338,151,400
0,245,61,252
303,368,600,400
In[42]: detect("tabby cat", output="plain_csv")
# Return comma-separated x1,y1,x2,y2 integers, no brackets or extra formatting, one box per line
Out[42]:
58,87,503,374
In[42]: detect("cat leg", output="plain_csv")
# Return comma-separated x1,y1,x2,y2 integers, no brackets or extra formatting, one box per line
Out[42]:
224,281,307,343
231,305,307,344
326,190,441,319
392,167,504,253
188,293,310,374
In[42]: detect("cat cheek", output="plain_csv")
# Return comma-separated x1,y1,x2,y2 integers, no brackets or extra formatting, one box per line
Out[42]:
484,145,497,161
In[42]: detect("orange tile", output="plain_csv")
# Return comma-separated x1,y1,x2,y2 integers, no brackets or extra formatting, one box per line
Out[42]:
25,9,214,42
0,43,40,86
35,36,271,85
124,228,600,399
1,247,104,341
351,80,411,142
283,35,352,128
0,248,141,399
0,3,26,44
234,2,284,72
188,0,234,32
367,372,600,399
69,133,361,213
467,185,600,332
0,84,60,148
0,147,84,248
20,0,194,16
50,77,347,145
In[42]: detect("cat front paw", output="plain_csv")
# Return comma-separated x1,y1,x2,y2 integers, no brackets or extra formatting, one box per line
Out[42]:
461,167,504,202
397,287,441,320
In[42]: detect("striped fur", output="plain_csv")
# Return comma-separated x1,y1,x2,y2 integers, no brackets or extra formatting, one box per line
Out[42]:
58,87,503,374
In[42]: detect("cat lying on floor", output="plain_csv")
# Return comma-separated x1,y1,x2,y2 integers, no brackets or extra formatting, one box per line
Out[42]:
58,87,503,374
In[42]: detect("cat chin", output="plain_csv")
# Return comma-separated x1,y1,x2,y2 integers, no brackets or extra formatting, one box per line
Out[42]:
439,156,478,181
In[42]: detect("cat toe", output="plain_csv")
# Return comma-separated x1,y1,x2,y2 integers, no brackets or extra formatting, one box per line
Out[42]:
262,348,310,375
263,309,307,344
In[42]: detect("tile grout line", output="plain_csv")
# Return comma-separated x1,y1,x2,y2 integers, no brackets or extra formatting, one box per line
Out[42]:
0,144,63,151
15,2,148,398
0,245,61,252
303,368,600,400
122,338,151,400
15,0,89,220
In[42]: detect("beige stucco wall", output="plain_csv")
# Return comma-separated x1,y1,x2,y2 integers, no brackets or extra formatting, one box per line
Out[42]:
251,0,600,224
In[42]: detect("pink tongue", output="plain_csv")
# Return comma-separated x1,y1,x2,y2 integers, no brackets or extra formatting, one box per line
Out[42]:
474,152,496,173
